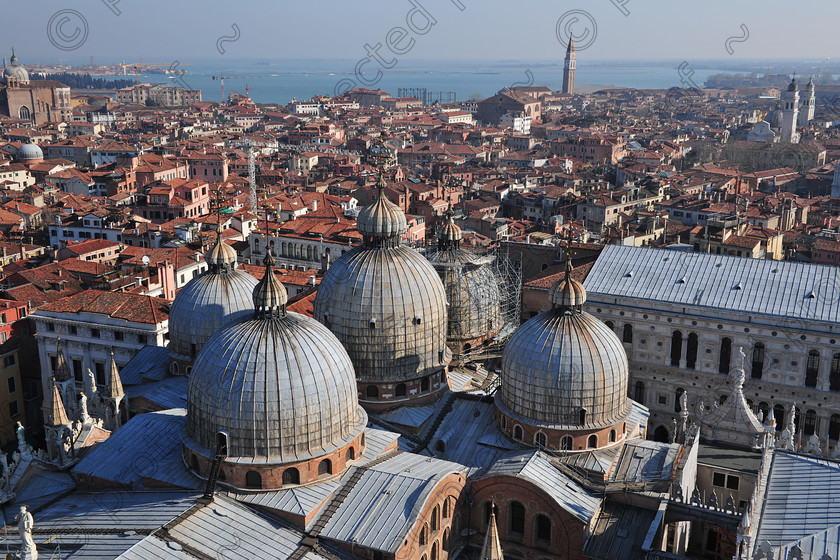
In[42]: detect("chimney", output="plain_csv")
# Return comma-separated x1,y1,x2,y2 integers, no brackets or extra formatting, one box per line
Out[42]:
309,275,316,286
310,199,318,212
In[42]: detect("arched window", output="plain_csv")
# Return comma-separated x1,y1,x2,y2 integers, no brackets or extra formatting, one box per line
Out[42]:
535,432,547,448
318,459,332,477
432,505,440,531
758,401,770,423
686,333,698,369
774,404,785,432
215,431,228,456
435,440,446,453
675,387,685,413
806,350,820,388
421,377,430,392
19,106,31,121
605,320,614,330
245,470,261,489
579,408,587,425
830,414,840,441
634,381,645,403
719,337,732,374
752,343,765,379
560,436,573,450
366,385,379,399
535,514,551,542
609,429,616,443
510,502,525,535
442,528,450,552
346,447,355,462
804,409,817,436
623,324,633,343
282,467,300,485
832,354,840,391
653,425,669,443
670,331,683,366
420,524,427,546
190,454,199,473
443,497,450,519
395,383,407,397
431,541,438,560
514,425,523,441
587,434,597,448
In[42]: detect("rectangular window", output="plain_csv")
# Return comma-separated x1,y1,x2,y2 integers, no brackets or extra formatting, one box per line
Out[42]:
712,472,726,487
114,331,124,341
70,325,77,335
72,359,83,382
91,328,100,338
46,322,55,332
138,334,147,344
94,362,106,386
4,355,14,367
7,376,15,393
9,400,18,417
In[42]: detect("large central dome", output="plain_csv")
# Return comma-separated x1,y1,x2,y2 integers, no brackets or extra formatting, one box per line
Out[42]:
185,252,367,489
497,262,631,451
314,172,450,409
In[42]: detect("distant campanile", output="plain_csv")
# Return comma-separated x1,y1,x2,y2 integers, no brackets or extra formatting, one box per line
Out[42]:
562,36,576,95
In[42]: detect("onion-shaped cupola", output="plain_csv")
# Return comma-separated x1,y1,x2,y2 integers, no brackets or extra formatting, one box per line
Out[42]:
497,260,631,452
167,222,258,374
314,170,450,410
184,251,367,490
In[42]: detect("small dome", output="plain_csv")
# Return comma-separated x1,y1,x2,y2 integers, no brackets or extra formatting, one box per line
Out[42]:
787,78,798,92
252,251,287,317
187,256,366,465
168,244,258,366
4,50,29,84
16,143,42,161
204,223,238,270
437,210,462,248
548,262,586,308
356,173,407,244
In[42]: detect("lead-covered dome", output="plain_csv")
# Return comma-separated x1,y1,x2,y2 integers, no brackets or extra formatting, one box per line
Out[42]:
168,227,258,372
426,210,504,352
16,143,43,162
185,254,366,486
315,172,450,408
4,50,29,84
498,263,630,445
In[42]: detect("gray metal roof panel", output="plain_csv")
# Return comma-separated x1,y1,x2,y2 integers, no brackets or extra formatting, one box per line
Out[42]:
584,245,840,324
755,452,840,548
72,409,200,490
485,450,601,522
118,345,171,386
125,376,188,410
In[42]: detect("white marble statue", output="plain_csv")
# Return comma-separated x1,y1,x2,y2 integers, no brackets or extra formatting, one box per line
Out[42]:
17,505,37,560
78,392,90,424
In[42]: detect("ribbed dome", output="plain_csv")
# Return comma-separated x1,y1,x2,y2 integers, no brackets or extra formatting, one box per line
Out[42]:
314,245,449,384
499,290,630,428
168,256,258,366
186,311,367,462
427,247,504,346
356,174,407,245
787,78,798,92
16,143,42,161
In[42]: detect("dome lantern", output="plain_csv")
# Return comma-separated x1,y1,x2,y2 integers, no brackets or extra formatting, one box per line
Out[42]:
252,250,287,319
355,170,408,248
437,206,462,250
548,259,587,311
204,220,238,272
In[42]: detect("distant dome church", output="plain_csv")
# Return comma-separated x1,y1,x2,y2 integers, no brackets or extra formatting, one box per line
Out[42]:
0,48,73,125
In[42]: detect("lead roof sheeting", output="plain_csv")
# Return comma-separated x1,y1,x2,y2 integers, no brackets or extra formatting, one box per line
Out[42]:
376,403,436,428
320,453,465,553
126,376,188,409
583,244,840,324
9,472,74,514
118,536,195,560
583,500,657,560
358,427,401,463
776,523,840,559
35,491,196,530
29,533,146,560
755,452,840,547
166,496,330,560
229,478,341,518
73,409,199,489
610,440,681,483
118,345,170,385
485,450,601,523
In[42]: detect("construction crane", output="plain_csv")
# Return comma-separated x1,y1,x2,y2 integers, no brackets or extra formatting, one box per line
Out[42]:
212,74,246,104
230,138,273,214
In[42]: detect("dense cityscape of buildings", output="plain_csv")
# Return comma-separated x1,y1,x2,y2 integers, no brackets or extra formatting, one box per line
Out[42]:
2,41,840,559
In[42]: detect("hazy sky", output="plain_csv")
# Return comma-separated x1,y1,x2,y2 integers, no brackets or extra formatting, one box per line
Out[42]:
5,0,839,65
